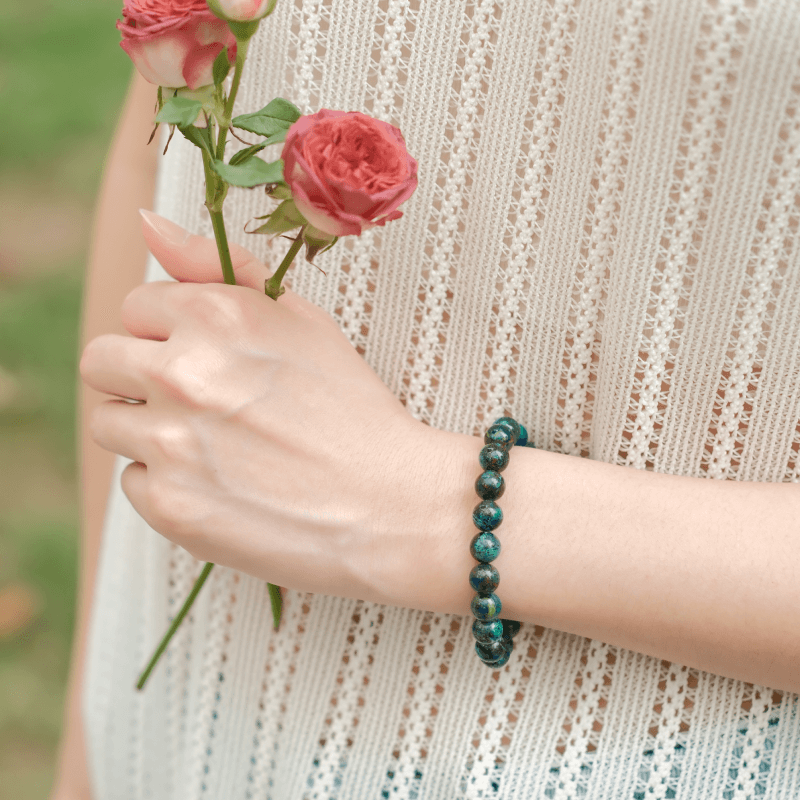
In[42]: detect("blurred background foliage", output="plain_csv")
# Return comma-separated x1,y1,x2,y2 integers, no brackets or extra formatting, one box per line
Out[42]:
0,1,133,796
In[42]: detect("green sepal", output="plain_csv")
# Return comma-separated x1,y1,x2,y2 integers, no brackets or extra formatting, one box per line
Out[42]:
212,48,232,85
302,225,338,266
265,182,293,200
229,142,269,166
227,19,261,41
232,97,302,141
246,199,306,236
155,96,203,127
179,124,214,157
211,157,285,188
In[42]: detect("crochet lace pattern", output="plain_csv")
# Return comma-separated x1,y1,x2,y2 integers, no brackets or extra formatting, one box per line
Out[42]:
85,1,800,797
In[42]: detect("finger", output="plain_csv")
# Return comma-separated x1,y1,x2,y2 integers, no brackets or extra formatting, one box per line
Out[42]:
89,399,152,463
80,334,161,400
139,209,343,333
140,209,271,291
120,460,151,523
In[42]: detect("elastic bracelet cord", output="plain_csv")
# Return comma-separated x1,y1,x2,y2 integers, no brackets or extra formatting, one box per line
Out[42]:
470,416,532,668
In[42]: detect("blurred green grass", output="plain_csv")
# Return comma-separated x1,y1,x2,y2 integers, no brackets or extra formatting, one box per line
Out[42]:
0,1,133,797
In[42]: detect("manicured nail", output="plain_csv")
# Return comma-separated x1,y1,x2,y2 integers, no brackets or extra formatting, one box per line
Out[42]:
139,209,192,246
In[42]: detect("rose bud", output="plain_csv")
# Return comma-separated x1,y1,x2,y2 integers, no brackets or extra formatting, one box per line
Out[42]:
117,0,237,90
281,109,418,238
206,0,275,22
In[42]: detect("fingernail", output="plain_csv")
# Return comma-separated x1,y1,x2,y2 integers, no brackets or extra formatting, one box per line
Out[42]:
139,209,192,246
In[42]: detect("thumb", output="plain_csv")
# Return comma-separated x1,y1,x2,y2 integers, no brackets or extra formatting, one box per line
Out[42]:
138,209,341,330
140,208,268,291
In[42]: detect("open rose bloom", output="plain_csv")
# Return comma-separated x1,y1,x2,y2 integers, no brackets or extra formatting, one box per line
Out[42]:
282,110,419,238
118,0,237,89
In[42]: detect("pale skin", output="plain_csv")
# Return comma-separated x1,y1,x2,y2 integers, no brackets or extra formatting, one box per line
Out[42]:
54,69,800,800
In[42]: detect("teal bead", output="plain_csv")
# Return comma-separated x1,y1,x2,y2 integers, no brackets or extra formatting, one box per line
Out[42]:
479,638,514,668
516,425,528,448
492,417,520,445
484,423,515,448
502,619,521,638
469,563,499,593
472,618,504,643
471,592,502,621
470,531,501,563
473,499,503,531
479,442,509,472
475,638,511,663
475,470,504,500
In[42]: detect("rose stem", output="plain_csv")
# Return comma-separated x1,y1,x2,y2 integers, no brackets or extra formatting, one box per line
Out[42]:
136,562,215,691
264,226,306,300
216,34,250,161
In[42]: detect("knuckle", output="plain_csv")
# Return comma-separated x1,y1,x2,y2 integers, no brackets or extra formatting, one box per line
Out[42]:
192,286,250,333
149,420,198,463
150,348,208,406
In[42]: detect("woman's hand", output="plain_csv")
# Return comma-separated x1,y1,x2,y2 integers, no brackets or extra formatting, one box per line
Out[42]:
79,212,468,609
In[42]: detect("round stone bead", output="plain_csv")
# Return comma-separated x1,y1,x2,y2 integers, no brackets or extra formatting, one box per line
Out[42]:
471,592,502,621
502,619,521,638
469,563,499,593
470,531,501,563
484,423,515,448
480,638,514,668
492,416,521,445
472,499,503,531
479,442,509,472
475,638,511,664
475,470,505,501
472,618,504,643
515,424,529,448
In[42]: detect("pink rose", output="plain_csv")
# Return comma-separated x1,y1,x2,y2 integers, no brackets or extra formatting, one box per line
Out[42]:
117,0,237,90
282,110,418,238
207,0,274,22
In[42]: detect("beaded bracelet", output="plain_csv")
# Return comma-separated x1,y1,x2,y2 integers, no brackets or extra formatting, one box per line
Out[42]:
470,416,532,668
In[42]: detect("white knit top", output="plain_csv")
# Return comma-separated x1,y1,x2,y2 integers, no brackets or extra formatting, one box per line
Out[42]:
84,1,800,797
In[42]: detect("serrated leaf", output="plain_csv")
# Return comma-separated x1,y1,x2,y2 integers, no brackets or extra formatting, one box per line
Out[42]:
258,97,302,123
246,200,306,236
155,96,203,127
229,142,269,166
212,157,285,188
212,49,231,85
232,97,302,138
179,124,213,156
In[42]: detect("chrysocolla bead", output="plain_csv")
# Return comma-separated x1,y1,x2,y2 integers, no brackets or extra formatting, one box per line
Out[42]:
484,423,515,448
502,619,521,638
492,417,520,445
479,442,509,472
475,470,505,500
470,531,501,563
475,638,510,663
516,424,528,448
469,563,499,593
472,618,504,643
472,499,503,531
480,638,514,668
471,592,502,621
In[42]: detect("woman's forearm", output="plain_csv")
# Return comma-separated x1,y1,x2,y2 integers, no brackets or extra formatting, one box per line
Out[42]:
428,431,800,693
51,69,158,799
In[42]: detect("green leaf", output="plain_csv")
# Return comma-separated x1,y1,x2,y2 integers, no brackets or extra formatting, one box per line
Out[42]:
265,183,293,200
212,157,285,188
154,96,203,127
179,124,213,156
246,199,306,236
212,49,231,85
229,142,269,166
232,97,302,139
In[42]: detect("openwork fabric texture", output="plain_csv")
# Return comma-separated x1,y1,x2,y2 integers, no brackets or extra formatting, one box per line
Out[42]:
85,1,800,797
